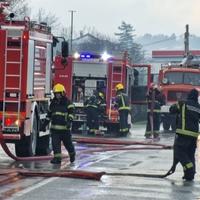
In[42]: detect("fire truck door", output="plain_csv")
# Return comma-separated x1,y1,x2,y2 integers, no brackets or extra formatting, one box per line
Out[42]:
131,65,151,105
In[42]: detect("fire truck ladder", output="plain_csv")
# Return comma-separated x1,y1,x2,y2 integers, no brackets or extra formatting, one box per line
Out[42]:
109,65,123,120
2,30,23,132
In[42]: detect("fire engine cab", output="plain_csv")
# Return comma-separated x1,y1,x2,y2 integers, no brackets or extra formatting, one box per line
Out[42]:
0,1,68,156
53,52,134,134
159,59,200,131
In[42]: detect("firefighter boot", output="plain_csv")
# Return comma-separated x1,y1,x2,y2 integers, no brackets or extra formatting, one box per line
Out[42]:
153,132,160,140
50,157,61,164
182,168,195,181
69,152,76,163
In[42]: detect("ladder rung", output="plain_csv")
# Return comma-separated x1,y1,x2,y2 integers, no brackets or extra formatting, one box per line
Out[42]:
4,113,19,116
3,126,19,130
5,87,20,90
4,100,20,103
6,61,21,64
6,48,21,51
6,74,20,77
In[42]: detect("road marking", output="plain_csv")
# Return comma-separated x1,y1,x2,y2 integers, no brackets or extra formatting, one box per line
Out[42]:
10,177,58,199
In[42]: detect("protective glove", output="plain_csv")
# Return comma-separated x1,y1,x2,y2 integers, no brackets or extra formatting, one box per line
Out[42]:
40,124,46,132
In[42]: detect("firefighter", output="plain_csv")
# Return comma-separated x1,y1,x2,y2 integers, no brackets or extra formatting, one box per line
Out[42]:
169,88,200,181
42,83,76,164
84,90,100,135
114,83,130,136
145,84,165,139
97,92,106,118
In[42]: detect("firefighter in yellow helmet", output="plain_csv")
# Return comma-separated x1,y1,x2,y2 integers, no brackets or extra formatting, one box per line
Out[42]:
41,83,76,164
114,83,130,136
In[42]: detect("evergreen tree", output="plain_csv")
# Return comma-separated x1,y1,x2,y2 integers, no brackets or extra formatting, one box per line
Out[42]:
115,21,144,62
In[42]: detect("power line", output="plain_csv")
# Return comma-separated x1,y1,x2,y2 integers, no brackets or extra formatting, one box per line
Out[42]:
141,36,176,47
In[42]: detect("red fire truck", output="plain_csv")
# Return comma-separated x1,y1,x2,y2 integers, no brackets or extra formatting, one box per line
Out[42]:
0,2,68,156
53,52,134,134
159,60,200,131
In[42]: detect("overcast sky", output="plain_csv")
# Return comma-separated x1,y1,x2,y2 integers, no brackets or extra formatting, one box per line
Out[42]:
29,0,200,37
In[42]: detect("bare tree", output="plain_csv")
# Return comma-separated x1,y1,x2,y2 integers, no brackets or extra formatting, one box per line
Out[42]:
32,8,60,33
7,0,29,18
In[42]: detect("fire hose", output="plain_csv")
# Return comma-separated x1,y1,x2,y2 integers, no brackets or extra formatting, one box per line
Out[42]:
73,136,172,149
0,132,174,181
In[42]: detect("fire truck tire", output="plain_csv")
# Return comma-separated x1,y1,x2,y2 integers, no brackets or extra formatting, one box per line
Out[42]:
36,135,51,156
15,112,38,157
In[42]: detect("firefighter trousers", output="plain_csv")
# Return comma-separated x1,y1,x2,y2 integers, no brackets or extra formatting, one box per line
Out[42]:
86,107,99,134
51,130,75,159
119,110,129,134
145,112,160,137
174,134,196,180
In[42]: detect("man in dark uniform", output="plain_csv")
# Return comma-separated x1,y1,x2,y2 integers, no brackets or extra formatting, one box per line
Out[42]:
84,91,100,135
145,84,165,139
114,83,130,136
170,88,200,181
42,83,76,164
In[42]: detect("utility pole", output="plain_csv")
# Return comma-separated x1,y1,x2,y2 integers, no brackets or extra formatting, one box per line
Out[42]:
184,24,189,56
69,10,76,55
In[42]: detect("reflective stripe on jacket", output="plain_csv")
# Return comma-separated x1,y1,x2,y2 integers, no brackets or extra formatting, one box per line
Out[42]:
47,96,74,131
170,100,200,138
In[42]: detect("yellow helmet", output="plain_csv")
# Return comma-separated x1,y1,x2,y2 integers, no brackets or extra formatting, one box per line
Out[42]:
99,92,104,98
115,83,124,91
53,83,65,93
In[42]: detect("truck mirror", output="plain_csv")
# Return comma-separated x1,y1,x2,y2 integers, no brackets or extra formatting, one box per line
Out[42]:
62,41,69,57
162,78,168,84
53,36,59,47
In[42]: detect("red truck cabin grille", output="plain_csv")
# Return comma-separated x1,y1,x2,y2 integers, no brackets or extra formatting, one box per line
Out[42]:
167,91,188,101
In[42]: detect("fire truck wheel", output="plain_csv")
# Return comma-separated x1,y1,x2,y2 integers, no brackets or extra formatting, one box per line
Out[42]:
36,135,51,156
15,112,38,157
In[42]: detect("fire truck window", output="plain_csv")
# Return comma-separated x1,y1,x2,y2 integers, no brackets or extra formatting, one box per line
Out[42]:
135,67,148,86
34,45,47,89
184,72,200,86
165,72,183,84
72,79,85,102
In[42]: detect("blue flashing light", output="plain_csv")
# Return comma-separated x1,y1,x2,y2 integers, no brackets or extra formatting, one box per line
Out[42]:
80,53,100,59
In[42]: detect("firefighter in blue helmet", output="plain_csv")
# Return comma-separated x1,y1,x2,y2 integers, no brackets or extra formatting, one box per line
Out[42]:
169,88,200,181
41,83,76,164
114,83,130,136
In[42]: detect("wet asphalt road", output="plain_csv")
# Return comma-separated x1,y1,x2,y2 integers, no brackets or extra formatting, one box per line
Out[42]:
0,122,199,200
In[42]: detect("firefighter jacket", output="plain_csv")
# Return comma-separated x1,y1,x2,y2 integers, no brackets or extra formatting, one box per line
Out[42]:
147,88,165,113
84,95,99,109
114,92,130,111
170,99,200,138
45,96,75,131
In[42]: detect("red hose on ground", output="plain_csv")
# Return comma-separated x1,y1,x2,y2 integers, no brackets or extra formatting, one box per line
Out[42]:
0,172,22,186
73,136,172,149
19,169,105,181
0,132,172,162
0,132,69,161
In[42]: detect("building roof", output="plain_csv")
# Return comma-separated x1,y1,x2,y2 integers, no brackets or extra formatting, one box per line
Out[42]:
152,50,200,58
73,33,100,45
